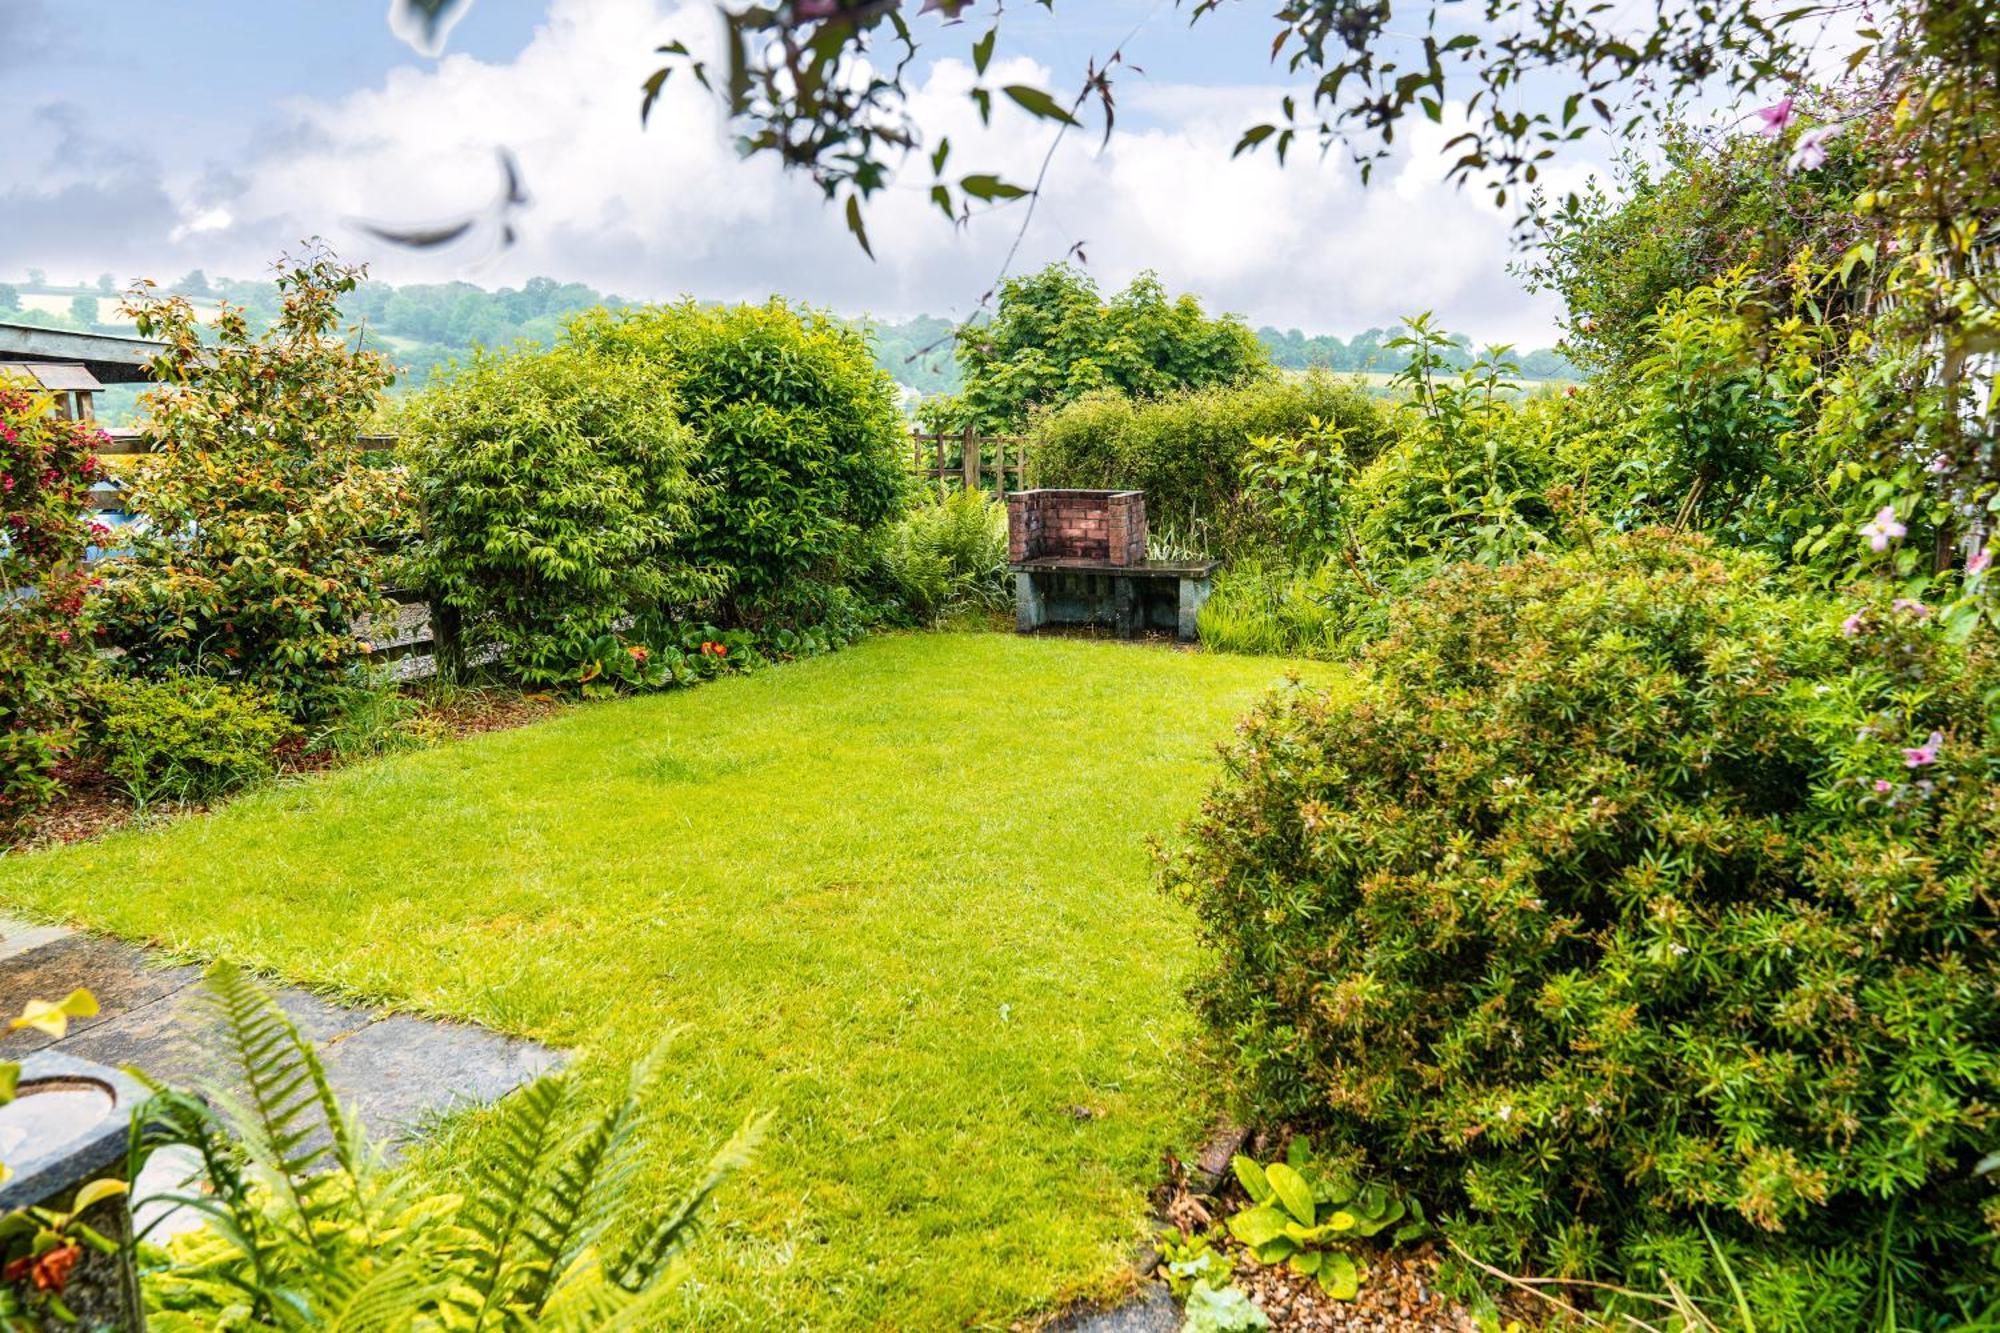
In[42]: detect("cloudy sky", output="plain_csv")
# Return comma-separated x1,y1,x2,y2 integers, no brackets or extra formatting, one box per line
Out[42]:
0,0,1613,344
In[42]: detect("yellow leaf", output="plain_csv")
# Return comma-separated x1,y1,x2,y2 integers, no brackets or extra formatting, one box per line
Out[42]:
10,989,100,1038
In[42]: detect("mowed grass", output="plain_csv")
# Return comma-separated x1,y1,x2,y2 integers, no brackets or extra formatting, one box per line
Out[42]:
0,632,1335,1329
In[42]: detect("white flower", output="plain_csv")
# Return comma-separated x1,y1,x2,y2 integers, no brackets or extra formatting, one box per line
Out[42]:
1860,505,1906,553
1788,124,1841,172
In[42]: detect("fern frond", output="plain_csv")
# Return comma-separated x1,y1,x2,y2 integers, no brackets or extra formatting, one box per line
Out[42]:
608,1110,768,1294
516,1041,670,1316
446,1071,575,1332
316,1252,440,1333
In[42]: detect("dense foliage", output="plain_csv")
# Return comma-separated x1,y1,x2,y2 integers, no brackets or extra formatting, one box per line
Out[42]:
0,384,100,830
568,299,908,617
939,266,1268,433
96,246,407,722
399,343,715,686
1031,372,1389,549
872,488,1009,625
1165,532,2000,1322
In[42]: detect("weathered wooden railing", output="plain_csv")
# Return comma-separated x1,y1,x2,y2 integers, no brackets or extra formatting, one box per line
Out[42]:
909,427,1028,495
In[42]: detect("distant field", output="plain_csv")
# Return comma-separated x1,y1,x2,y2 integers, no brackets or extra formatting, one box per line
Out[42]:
6,290,225,328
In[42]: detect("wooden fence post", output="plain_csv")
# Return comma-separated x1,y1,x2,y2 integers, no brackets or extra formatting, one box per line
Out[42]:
431,599,464,684
960,423,979,493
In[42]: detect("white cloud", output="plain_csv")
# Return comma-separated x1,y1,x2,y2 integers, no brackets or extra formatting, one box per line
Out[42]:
15,0,1582,345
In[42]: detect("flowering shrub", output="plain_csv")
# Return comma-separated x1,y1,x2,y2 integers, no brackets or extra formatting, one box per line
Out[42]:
0,384,101,829
1162,530,2000,1322
95,245,407,722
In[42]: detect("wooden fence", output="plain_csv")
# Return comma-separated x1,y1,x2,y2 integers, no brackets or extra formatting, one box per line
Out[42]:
909,428,1028,495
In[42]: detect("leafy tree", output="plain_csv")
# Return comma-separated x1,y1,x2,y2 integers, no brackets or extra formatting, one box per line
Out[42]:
950,264,1266,432
67,294,97,328
0,283,19,313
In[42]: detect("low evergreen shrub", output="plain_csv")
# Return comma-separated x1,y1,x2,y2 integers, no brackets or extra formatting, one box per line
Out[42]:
1163,530,2000,1323
91,675,298,807
399,343,716,687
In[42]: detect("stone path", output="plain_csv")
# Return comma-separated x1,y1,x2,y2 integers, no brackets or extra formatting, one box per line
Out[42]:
0,914,563,1217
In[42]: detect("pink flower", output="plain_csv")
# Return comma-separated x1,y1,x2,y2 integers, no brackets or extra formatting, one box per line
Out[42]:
1787,124,1841,172
1754,99,1798,137
1927,453,1953,474
1892,597,1931,620
1841,612,1866,637
1903,731,1943,768
1873,779,1894,794
1969,548,1992,577
1860,505,1906,553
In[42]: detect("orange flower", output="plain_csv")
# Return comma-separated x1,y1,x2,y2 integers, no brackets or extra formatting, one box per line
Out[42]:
627,645,649,663
5,1244,82,1294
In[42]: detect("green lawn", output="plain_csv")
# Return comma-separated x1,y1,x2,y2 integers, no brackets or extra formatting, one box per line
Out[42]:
0,632,1331,1328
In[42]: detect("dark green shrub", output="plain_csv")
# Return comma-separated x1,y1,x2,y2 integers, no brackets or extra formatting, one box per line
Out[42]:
1163,531,2000,1323
566,299,908,610
398,343,715,687
1030,373,1389,550
91,675,298,807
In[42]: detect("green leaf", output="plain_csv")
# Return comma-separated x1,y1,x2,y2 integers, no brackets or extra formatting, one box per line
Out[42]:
1227,1203,1290,1248
1231,1154,1273,1204
958,174,1028,202
1265,1161,1316,1226
845,194,875,259
1318,1251,1360,1299
971,28,996,75
1001,84,1079,126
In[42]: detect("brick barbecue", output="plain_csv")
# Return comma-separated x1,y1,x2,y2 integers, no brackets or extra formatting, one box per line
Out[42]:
1005,489,1216,641
1006,489,1147,566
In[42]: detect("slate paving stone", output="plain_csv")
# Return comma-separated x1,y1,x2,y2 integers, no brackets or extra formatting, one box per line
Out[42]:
1053,1283,1181,1333
320,1013,567,1140
0,932,200,1056
0,917,563,1153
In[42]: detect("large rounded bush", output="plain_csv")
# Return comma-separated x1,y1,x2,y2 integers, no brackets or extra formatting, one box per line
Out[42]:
399,344,712,684
567,300,908,611
1163,531,2000,1322
1030,373,1390,549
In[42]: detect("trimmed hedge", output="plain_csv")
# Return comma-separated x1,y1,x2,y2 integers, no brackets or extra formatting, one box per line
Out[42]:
1163,530,2000,1322
1029,373,1390,550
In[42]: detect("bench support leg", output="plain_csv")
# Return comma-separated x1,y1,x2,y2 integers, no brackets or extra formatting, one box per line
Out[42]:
1014,572,1046,633
1114,576,1139,639
1177,576,1210,643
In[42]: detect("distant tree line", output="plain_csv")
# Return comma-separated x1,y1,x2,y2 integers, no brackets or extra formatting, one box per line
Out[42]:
1,269,1573,402
1255,325,1574,380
